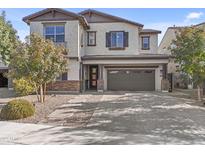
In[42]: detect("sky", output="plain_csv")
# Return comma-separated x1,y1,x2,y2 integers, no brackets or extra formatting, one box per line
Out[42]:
1,8,205,43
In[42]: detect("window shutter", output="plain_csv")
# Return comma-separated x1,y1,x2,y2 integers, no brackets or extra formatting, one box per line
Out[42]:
106,32,111,47
62,72,68,80
124,32,129,47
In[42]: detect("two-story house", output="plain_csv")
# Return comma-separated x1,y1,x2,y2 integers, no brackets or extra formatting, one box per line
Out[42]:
23,8,169,92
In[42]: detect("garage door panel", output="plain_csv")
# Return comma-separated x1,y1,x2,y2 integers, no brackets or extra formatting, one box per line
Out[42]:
107,70,155,91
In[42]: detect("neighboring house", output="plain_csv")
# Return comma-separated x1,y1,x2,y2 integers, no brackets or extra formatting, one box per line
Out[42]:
158,23,205,89
158,27,179,55
22,8,169,92
158,26,183,88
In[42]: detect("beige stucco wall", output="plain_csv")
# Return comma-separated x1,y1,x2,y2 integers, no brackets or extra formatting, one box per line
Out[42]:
155,65,163,90
66,20,80,57
30,20,159,57
30,20,81,81
158,28,178,54
67,59,80,80
139,34,158,54
30,20,80,57
30,21,44,36
157,28,180,74
79,24,86,57
85,22,141,55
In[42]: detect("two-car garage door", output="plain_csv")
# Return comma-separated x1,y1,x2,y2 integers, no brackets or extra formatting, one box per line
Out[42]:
107,70,155,91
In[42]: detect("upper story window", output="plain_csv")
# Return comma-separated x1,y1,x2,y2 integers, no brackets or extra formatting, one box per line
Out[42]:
44,25,65,43
87,31,96,46
106,31,128,50
141,36,150,50
111,31,124,48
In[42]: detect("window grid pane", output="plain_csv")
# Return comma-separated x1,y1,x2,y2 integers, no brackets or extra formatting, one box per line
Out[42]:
111,32,117,47
111,32,123,48
45,26,55,35
56,35,65,42
142,37,149,49
44,25,65,43
116,32,123,47
56,26,64,35
88,32,96,45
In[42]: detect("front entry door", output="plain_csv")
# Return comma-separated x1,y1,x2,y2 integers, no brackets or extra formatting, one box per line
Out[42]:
89,65,98,90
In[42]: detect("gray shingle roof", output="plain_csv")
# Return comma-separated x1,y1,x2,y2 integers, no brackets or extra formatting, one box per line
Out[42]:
140,29,161,34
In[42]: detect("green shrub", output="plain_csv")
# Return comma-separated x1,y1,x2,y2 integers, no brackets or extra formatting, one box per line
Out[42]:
0,99,35,120
13,78,35,96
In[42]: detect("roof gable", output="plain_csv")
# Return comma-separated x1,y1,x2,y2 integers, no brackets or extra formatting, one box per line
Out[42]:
23,8,89,29
79,9,143,27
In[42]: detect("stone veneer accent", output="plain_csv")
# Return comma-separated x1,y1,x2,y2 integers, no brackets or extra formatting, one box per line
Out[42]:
47,80,80,92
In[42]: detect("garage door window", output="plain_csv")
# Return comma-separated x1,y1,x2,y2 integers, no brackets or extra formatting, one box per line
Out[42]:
145,70,153,73
133,70,142,73
109,71,119,74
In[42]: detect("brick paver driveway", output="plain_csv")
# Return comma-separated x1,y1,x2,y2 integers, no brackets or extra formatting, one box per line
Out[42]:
1,92,205,144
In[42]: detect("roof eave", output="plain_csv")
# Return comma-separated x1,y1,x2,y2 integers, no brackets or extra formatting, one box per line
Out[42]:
82,55,171,60
79,9,144,28
140,31,161,35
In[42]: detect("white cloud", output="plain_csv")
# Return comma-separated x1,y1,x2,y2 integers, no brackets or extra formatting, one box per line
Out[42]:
185,12,203,21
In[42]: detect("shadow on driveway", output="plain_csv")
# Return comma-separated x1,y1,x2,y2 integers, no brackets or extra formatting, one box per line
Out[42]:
1,92,205,144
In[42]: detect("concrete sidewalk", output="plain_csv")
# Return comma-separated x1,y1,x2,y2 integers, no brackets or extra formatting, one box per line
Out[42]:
0,121,170,144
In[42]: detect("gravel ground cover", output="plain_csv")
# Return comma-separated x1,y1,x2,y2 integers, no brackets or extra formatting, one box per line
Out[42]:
0,90,76,124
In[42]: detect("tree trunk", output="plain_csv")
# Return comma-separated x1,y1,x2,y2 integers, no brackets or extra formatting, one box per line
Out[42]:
35,88,40,102
43,83,47,102
39,84,44,103
34,83,40,102
197,85,202,101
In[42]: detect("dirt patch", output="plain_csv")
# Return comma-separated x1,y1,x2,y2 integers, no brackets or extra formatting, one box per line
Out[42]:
40,95,103,128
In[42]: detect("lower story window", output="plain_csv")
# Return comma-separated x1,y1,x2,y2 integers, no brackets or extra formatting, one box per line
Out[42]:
56,72,67,81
